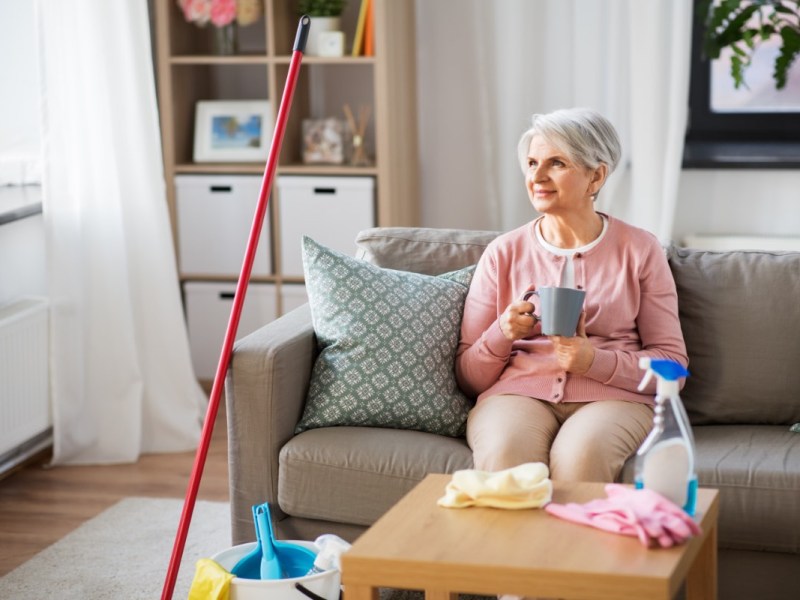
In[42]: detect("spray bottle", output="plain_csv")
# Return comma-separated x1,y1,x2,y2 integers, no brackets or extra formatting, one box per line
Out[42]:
634,358,697,516
305,534,352,576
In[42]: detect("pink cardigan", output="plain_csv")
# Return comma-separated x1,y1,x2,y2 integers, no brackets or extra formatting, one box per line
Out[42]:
455,214,688,404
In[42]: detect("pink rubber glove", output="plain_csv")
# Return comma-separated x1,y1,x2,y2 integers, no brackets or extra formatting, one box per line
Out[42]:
545,498,653,547
604,484,701,547
544,484,701,548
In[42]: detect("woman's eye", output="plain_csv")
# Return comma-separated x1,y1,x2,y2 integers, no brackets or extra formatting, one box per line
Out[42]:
553,159,565,167
527,160,537,169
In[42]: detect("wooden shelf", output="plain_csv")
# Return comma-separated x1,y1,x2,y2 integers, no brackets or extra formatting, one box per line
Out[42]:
170,55,271,65
154,0,419,331
174,163,379,176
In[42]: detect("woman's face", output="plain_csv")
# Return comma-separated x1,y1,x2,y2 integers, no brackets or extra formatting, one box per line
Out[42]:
525,135,604,216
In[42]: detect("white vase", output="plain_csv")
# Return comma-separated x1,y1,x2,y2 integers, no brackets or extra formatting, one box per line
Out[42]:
305,16,341,56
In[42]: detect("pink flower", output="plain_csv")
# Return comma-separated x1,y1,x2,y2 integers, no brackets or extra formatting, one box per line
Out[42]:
177,0,262,28
210,0,237,27
178,0,211,25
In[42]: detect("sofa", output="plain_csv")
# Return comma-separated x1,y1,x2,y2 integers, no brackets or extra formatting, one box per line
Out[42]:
226,227,800,600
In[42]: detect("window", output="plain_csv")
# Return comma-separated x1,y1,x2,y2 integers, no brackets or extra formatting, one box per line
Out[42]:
684,0,800,168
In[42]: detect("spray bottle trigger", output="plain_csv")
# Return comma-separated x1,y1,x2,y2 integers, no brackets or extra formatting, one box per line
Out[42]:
638,369,653,392
638,357,654,392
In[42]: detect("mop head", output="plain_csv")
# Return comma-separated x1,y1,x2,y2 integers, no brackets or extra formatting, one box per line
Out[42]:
188,558,234,600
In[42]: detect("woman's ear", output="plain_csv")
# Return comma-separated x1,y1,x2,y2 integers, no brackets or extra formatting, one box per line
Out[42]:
588,163,608,197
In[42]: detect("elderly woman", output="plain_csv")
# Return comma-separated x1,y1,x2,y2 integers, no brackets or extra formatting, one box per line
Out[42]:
455,108,688,482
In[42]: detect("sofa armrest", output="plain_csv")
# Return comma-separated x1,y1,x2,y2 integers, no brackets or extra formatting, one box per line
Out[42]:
225,304,316,544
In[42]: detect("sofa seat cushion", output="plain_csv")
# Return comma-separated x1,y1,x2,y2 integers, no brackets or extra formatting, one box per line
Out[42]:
278,427,473,526
622,425,800,553
692,425,800,554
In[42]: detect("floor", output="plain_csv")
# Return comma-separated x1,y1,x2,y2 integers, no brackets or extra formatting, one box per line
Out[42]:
0,394,229,577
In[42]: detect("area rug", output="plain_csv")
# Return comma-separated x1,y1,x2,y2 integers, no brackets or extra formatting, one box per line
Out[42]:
0,497,231,599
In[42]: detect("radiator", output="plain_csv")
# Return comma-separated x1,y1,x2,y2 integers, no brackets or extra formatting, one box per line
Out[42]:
0,298,51,470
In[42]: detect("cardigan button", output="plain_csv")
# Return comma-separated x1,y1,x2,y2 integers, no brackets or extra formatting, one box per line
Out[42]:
576,285,583,290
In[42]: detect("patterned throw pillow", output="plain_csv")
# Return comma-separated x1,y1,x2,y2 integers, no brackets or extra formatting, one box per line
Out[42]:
296,236,475,437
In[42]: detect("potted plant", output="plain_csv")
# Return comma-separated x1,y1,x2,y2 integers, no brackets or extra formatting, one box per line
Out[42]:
298,0,347,17
298,0,348,55
697,0,800,90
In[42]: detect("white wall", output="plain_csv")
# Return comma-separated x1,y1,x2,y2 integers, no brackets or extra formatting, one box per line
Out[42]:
0,200,47,307
414,5,498,230
673,170,800,243
414,1,800,241
0,1,46,307
0,1,41,185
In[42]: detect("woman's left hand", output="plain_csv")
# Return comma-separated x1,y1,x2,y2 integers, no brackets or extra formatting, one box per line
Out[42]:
550,312,594,374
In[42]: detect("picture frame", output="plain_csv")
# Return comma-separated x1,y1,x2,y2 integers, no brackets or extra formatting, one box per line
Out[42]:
302,118,348,165
193,100,272,163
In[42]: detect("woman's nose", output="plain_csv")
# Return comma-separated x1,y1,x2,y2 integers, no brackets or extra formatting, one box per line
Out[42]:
532,165,548,182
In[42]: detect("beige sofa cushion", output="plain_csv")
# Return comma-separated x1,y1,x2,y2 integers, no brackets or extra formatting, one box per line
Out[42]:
668,246,800,425
692,426,800,554
621,425,800,554
278,426,473,525
355,227,500,275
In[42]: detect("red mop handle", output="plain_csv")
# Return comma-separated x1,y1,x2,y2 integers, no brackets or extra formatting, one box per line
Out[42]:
161,16,311,600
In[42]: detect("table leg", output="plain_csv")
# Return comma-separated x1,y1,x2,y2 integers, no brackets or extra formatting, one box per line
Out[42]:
344,585,379,600
686,521,717,600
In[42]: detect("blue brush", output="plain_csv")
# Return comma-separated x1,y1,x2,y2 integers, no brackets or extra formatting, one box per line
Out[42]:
231,503,317,580
230,504,282,579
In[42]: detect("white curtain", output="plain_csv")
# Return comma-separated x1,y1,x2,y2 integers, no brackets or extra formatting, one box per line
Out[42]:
416,0,693,244
37,0,204,464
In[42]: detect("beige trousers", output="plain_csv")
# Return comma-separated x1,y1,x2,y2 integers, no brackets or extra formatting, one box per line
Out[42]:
467,394,654,482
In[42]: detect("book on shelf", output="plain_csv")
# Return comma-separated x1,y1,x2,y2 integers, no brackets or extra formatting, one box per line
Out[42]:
363,0,374,56
351,0,369,56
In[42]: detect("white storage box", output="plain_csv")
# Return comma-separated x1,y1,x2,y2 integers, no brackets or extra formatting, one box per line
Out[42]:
184,282,277,379
278,176,375,277
280,284,308,315
176,175,272,277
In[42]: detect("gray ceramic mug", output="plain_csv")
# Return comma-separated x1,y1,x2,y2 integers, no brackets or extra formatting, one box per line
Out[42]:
523,286,586,336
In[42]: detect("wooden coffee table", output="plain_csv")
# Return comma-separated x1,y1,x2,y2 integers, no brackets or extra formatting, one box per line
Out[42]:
342,474,719,600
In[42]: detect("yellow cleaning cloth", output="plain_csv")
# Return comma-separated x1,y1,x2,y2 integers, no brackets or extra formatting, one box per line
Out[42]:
437,462,553,509
188,558,234,600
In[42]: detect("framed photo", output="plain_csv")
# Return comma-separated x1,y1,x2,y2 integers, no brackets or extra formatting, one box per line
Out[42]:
302,118,347,165
193,100,272,163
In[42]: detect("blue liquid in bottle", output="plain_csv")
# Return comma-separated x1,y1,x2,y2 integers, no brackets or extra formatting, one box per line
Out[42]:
634,476,697,516
684,477,698,517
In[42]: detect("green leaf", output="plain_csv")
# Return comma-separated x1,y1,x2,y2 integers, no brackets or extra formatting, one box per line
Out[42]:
773,4,799,16
742,28,757,49
709,0,744,32
716,4,761,47
760,24,776,40
775,25,800,89
731,54,747,89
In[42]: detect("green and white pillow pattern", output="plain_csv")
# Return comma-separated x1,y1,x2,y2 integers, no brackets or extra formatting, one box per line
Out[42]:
296,236,475,437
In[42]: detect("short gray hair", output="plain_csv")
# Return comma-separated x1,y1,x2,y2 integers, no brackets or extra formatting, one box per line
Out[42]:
517,108,622,180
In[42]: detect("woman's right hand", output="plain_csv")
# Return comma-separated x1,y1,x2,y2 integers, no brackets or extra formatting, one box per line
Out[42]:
499,299,537,341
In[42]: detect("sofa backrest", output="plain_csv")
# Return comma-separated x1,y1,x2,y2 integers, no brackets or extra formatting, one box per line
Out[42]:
355,227,501,275
355,227,800,426
668,245,800,425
